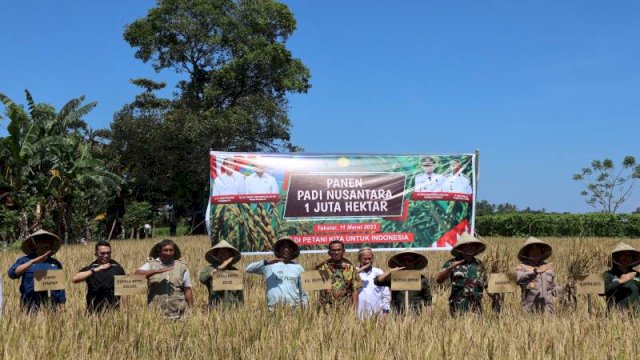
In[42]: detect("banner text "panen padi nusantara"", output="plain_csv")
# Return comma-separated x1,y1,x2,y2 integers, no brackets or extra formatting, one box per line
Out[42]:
206,152,476,253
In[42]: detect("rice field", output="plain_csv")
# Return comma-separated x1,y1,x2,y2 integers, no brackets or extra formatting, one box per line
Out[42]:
1,236,640,360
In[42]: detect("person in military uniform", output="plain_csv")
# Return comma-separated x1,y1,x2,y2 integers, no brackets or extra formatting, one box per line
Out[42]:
436,232,488,316
515,237,561,313
199,240,243,309
604,242,640,313
374,251,432,314
315,240,361,312
135,239,193,319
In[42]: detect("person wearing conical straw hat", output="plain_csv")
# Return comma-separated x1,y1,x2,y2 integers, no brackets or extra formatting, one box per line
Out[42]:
134,239,193,319
515,237,561,313
356,248,391,319
374,251,432,314
246,236,308,311
603,242,640,312
199,240,244,308
436,232,488,316
7,230,66,312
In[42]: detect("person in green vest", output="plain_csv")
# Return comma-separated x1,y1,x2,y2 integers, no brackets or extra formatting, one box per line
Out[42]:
199,240,243,309
436,232,488,316
604,242,640,313
135,239,193,319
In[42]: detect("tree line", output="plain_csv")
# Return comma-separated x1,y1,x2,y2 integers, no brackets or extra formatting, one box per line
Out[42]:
1,0,310,244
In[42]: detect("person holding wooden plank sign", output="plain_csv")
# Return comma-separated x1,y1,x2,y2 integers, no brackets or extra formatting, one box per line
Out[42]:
603,242,640,313
374,251,432,315
515,237,561,314
7,230,66,313
315,240,361,312
72,240,126,313
436,232,488,316
356,248,391,319
199,240,244,308
246,237,308,311
135,239,193,319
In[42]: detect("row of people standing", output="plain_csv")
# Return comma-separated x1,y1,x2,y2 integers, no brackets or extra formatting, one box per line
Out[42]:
6,230,640,317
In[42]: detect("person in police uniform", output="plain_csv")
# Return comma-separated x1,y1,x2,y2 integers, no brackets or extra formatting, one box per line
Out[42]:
245,159,279,194
442,160,472,194
211,157,245,196
414,156,444,192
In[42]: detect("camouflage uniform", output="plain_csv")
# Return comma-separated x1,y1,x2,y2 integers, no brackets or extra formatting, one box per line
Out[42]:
318,262,362,308
441,258,487,315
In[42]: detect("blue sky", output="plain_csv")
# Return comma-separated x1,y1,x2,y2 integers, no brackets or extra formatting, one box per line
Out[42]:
1,1,639,213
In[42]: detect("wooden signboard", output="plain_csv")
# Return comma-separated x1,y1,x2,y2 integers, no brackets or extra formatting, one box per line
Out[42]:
488,273,518,294
302,270,332,291
114,275,148,296
212,270,244,291
575,274,605,295
391,270,422,291
34,270,65,291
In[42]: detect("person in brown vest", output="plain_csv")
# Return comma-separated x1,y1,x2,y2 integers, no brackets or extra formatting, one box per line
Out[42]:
515,237,561,313
135,239,193,319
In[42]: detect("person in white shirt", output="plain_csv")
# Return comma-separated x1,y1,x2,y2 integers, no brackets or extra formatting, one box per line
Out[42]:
212,158,245,196
245,160,279,194
442,160,472,194
357,248,391,319
414,156,444,192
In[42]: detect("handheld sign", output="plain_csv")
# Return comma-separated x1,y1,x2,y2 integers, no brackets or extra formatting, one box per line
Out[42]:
212,270,244,291
302,270,332,291
114,275,148,296
575,274,604,295
391,270,421,291
488,273,518,294
34,270,65,291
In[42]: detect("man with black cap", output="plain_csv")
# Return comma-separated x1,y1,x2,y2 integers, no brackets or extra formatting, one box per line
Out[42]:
199,240,244,308
374,251,432,314
7,230,66,312
246,236,308,311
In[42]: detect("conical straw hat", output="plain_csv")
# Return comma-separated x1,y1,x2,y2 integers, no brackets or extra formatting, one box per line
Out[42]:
149,240,182,260
517,237,553,262
451,232,486,256
273,236,300,260
611,242,640,267
21,230,61,255
205,240,241,265
388,251,428,270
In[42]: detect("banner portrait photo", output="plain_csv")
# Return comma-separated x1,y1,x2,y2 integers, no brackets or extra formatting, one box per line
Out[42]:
206,152,477,253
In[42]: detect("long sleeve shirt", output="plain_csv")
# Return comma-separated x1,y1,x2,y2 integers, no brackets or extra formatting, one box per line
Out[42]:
358,267,390,318
604,268,640,311
515,263,558,313
246,260,308,311
8,254,66,312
